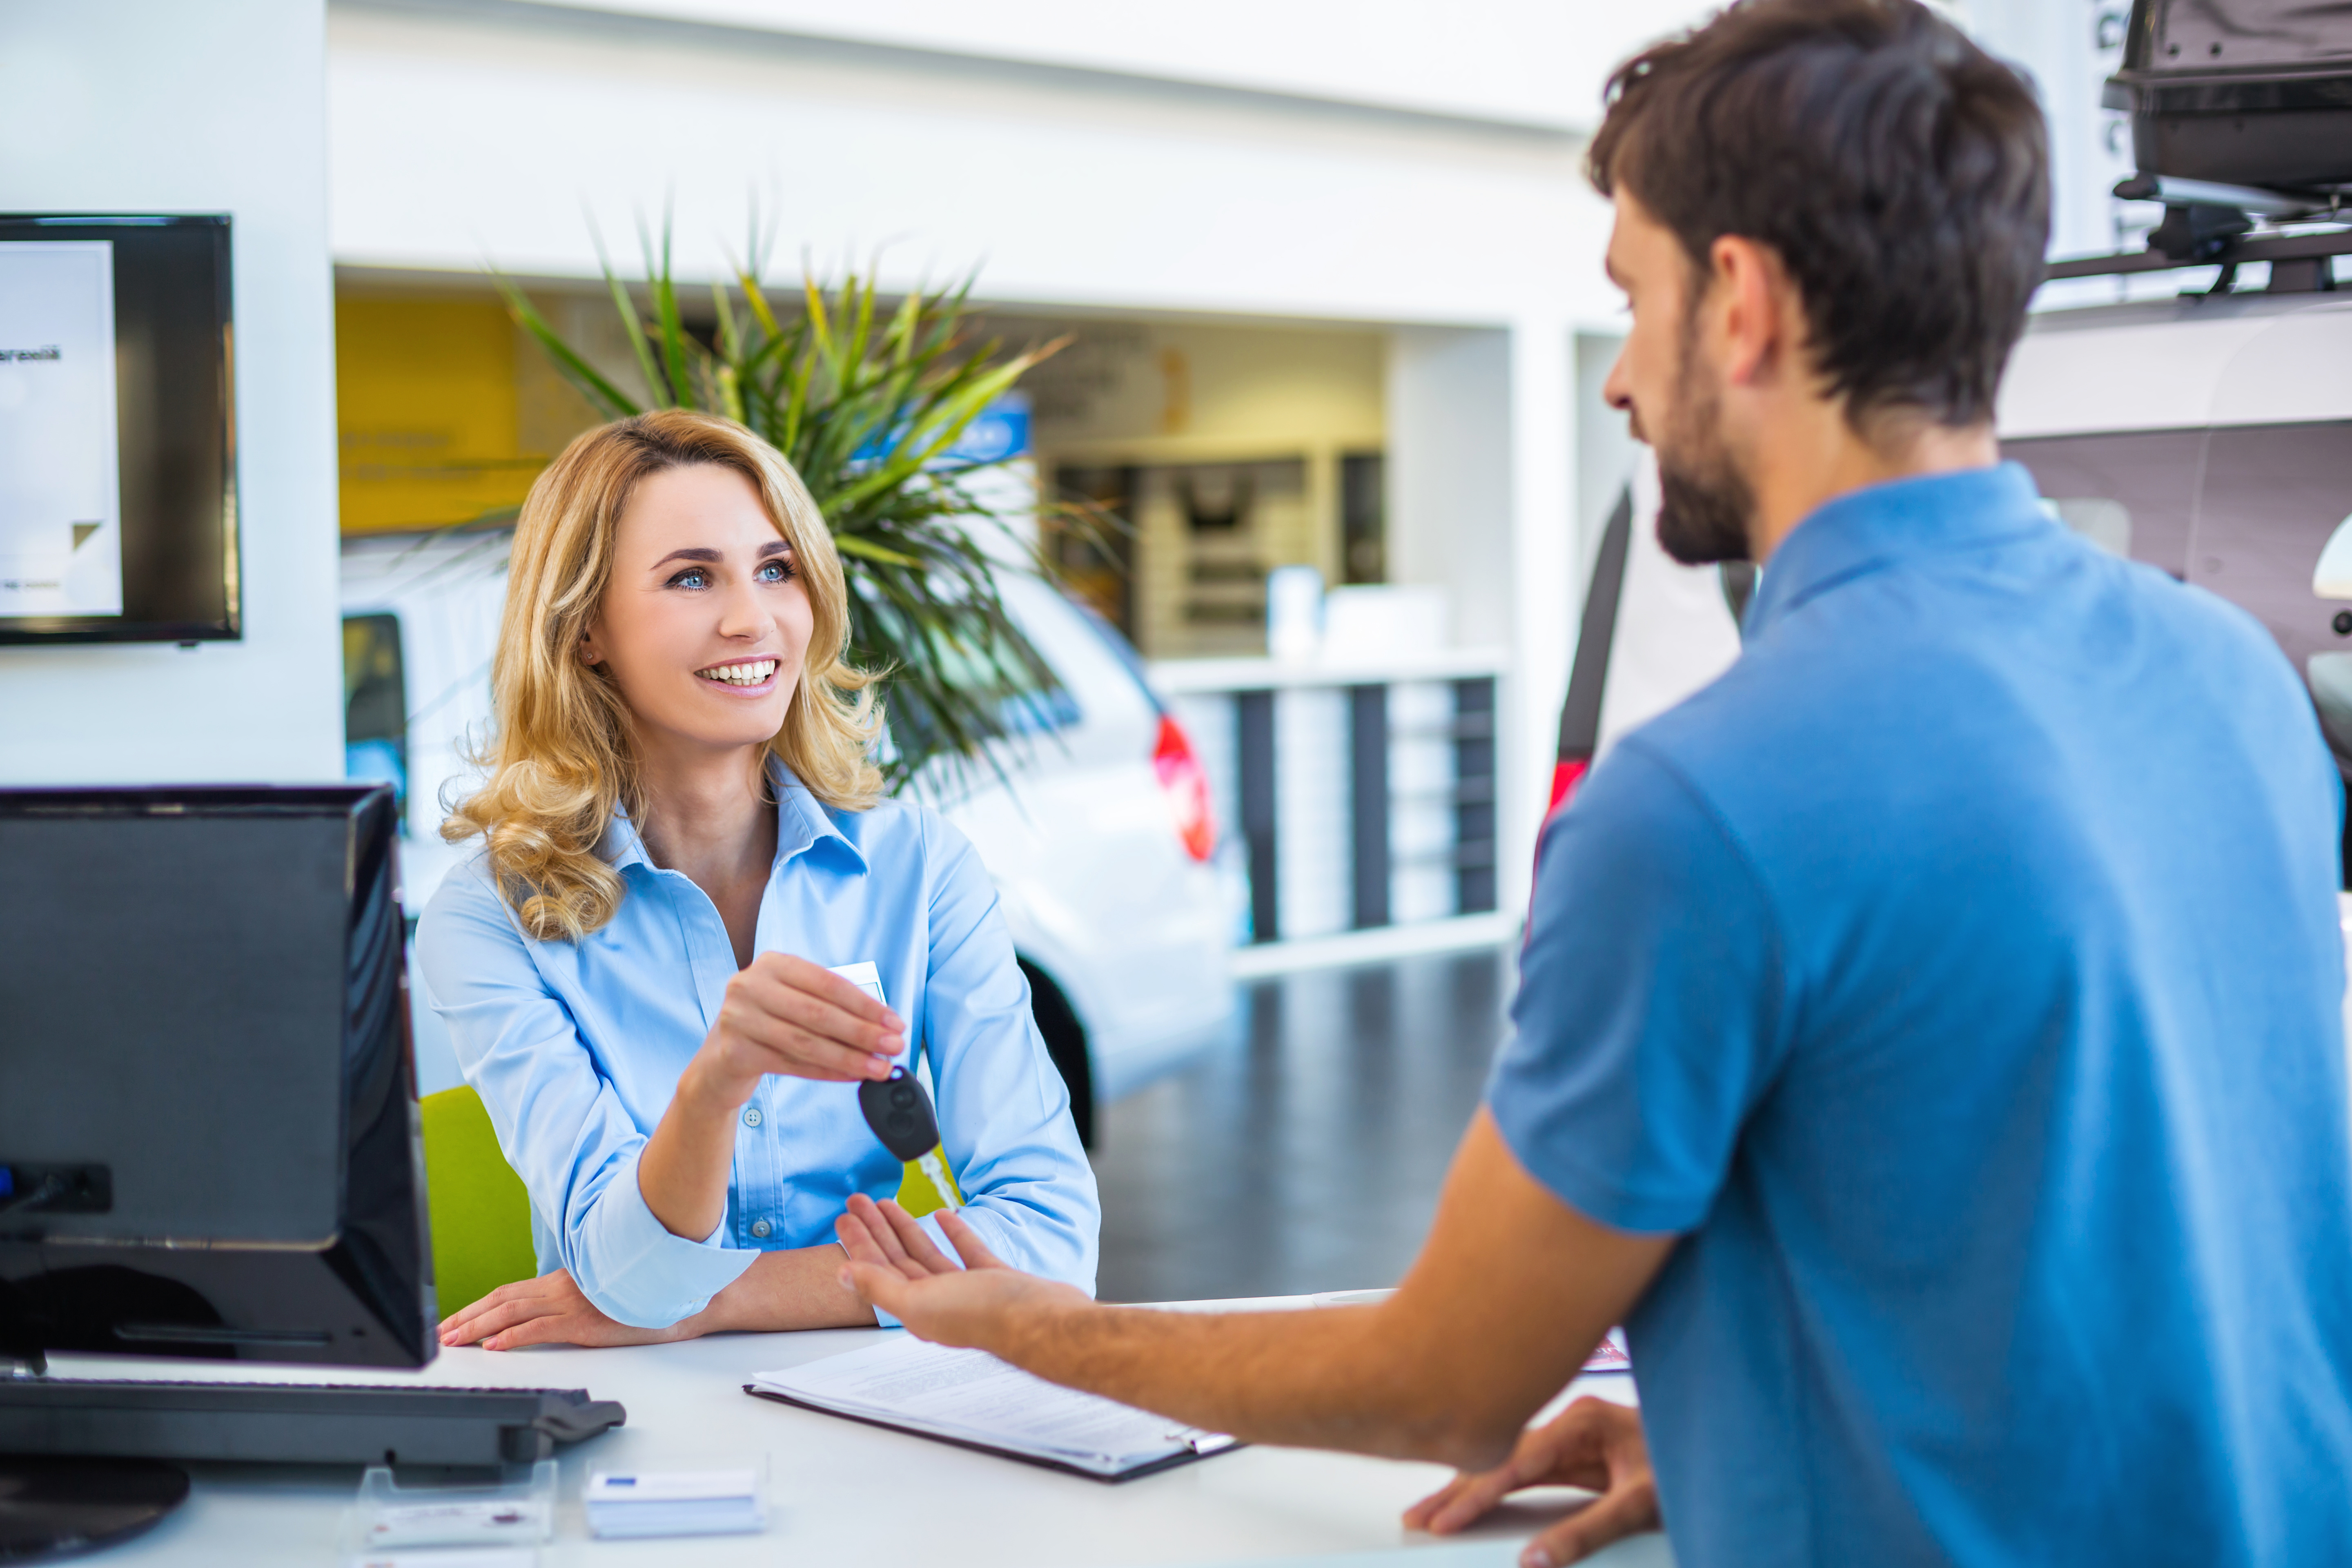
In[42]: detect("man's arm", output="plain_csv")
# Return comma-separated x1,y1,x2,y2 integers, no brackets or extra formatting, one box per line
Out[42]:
841,1108,1674,1472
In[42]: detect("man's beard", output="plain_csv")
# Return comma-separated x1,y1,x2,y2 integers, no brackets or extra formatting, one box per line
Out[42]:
1652,323,1756,567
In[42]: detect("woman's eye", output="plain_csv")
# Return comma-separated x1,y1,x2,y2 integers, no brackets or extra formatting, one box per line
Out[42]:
669,568,708,590
758,559,793,582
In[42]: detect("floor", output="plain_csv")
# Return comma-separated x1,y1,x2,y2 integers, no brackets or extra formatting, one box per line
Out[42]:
1091,944,1516,1304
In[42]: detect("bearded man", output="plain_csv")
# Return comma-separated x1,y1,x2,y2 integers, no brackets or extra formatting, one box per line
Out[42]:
836,2,2352,1563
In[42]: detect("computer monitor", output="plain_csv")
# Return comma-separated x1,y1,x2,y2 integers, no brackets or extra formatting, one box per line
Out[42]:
0,785,433,1372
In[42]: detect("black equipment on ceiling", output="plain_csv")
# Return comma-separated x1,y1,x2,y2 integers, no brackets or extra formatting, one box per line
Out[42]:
2058,2,2352,286
2105,0,2352,194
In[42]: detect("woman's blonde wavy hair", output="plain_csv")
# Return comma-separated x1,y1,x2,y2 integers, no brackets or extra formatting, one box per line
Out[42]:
444,410,882,941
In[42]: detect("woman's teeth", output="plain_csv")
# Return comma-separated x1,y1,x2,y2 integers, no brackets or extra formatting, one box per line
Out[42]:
697,659,777,686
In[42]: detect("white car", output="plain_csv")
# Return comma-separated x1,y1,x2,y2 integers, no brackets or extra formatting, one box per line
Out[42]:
341,527,1238,1143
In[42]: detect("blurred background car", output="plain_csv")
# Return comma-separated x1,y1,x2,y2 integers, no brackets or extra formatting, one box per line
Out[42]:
343,526,1238,1145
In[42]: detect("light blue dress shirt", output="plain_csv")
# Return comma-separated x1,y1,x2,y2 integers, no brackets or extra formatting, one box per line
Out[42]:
416,769,1100,1329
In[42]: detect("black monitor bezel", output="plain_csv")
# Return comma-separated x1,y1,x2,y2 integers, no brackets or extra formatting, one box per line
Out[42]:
0,214,240,645
0,784,434,1371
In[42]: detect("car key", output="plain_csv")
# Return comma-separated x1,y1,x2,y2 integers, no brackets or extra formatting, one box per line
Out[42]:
831,962,963,1213
858,1067,962,1212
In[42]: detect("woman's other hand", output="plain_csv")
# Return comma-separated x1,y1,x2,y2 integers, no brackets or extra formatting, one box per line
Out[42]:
687,952,906,1108
1401,1396,1660,1568
438,1268,683,1351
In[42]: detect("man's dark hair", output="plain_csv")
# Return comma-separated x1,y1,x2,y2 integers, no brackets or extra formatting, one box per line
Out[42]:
1589,0,2049,432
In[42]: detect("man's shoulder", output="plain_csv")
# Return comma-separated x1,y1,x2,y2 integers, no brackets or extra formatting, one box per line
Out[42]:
1639,540,2305,764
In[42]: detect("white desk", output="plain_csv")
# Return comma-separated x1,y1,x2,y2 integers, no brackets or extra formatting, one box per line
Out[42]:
51,1301,1672,1568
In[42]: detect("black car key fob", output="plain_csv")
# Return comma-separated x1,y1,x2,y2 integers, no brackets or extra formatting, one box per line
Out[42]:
859,1067,940,1161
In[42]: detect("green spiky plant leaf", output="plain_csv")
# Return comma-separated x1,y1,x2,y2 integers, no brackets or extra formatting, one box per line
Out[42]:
499,219,1082,796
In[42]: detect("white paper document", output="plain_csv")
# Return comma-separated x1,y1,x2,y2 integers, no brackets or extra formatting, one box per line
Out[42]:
751,1335,1235,1479
0,241,122,619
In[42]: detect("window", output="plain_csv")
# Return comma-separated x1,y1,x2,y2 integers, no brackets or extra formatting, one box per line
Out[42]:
2012,421,2352,884
2005,428,2203,580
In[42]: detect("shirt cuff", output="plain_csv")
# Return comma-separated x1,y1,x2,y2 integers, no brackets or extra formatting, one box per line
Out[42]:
572,1151,757,1329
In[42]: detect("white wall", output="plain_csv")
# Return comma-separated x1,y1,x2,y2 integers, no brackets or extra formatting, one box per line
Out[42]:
327,3,1622,330
0,0,343,785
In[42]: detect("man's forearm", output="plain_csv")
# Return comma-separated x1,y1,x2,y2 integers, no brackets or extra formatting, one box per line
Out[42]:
993,1297,1550,1470
862,1114,1674,1472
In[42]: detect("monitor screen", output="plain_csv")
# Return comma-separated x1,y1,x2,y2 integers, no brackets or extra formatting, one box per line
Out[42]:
0,786,432,1368
0,215,238,644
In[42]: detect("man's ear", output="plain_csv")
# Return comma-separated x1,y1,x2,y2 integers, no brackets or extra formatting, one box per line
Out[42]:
1707,234,1798,392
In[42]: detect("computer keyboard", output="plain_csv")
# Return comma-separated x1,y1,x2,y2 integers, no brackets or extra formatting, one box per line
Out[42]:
0,1378,626,1468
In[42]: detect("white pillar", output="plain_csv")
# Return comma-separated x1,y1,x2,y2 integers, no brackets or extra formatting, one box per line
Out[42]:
1385,320,1577,922
1502,314,1577,917
0,0,343,784
1386,327,1515,650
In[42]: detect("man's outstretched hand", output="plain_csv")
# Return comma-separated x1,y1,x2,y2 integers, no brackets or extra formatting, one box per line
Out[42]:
1403,1395,1659,1568
833,1194,1088,1351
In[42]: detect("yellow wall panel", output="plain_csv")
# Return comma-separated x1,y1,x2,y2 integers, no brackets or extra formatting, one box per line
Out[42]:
337,295,546,534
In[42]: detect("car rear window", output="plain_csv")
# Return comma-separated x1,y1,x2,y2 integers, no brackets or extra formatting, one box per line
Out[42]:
2011,421,2352,884
343,612,408,811
2005,428,2204,580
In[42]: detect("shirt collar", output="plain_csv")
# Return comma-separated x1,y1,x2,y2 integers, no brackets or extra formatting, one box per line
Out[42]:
595,758,870,878
1744,462,2049,639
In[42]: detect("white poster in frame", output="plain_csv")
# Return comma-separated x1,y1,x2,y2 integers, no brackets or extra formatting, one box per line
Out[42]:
0,240,123,619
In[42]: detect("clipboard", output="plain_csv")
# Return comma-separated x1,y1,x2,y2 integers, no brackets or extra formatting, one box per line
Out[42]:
742,1385,1243,1483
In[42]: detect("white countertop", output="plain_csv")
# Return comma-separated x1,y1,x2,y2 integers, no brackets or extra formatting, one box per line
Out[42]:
51,1300,1669,1568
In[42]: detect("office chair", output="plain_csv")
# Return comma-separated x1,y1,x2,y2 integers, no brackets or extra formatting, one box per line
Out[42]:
417,1086,962,1319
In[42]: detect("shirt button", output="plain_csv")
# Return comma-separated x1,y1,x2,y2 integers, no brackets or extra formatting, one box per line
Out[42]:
750,1219,772,1239
741,1106,763,1128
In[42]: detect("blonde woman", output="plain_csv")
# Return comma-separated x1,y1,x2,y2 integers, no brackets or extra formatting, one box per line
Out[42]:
419,410,1098,1348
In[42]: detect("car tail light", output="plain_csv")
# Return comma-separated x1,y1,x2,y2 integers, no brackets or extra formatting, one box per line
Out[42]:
1152,713,1218,862
1546,756,1590,821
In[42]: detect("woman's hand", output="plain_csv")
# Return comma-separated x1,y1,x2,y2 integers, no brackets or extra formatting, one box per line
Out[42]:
682,953,906,1111
438,1268,685,1352
646,954,906,1241
1402,1396,1659,1568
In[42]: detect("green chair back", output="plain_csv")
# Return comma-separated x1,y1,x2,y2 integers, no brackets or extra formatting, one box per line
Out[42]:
419,1085,540,1316
417,1083,965,1314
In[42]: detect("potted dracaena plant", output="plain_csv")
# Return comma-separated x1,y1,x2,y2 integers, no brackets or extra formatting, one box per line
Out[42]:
499,223,1082,795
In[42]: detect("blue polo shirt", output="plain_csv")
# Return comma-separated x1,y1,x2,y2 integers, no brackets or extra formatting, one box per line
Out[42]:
1491,464,2352,1567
